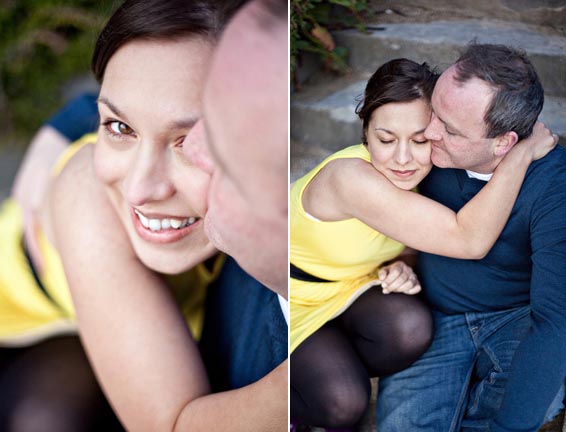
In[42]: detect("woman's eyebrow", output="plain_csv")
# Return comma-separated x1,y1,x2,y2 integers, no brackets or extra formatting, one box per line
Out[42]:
98,96,198,131
97,96,126,119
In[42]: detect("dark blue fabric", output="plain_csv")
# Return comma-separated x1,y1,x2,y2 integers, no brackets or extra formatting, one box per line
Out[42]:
417,146,566,431
46,93,99,141
200,256,288,391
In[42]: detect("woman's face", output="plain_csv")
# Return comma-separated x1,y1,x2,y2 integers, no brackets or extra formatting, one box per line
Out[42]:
94,37,217,274
366,98,433,190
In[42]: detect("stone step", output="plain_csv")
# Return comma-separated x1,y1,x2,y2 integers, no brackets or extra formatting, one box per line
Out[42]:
332,20,566,98
362,0,566,30
291,77,566,178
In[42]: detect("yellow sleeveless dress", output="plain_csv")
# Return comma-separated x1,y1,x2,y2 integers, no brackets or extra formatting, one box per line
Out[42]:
0,133,223,346
290,144,405,353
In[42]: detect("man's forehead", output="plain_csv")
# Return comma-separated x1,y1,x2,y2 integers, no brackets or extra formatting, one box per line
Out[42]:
435,69,492,110
203,0,287,212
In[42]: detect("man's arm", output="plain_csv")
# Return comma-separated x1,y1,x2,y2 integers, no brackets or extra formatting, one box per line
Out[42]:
11,93,98,209
491,177,566,432
12,93,98,271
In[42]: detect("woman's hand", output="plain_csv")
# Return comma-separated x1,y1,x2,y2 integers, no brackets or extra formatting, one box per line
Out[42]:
512,121,558,162
378,261,421,295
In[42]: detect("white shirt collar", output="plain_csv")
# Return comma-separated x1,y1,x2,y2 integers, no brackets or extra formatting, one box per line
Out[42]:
466,170,493,181
278,295,289,326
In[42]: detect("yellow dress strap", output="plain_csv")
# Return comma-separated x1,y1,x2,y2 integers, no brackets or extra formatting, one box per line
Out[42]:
52,133,98,176
166,254,226,340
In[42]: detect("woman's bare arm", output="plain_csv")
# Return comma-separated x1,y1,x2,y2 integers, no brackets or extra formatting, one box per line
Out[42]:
51,146,286,431
311,122,557,259
174,360,288,431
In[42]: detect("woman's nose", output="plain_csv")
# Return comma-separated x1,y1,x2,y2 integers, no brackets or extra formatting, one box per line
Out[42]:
395,142,413,165
183,120,215,174
124,145,174,206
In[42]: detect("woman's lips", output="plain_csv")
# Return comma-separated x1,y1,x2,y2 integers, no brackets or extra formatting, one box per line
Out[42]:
130,208,200,244
391,169,416,178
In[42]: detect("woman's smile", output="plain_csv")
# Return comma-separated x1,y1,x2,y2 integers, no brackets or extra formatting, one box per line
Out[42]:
131,207,201,244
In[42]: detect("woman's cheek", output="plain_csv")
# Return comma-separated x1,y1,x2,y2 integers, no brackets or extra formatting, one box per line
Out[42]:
418,144,433,168
93,143,126,185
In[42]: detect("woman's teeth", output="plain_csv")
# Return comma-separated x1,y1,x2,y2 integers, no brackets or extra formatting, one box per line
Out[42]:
134,209,196,232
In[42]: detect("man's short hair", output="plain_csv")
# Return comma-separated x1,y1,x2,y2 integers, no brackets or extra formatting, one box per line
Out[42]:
454,43,544,140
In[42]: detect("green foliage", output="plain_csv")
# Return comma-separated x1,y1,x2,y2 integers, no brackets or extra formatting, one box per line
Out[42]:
291,0,367,79
0,0,112,144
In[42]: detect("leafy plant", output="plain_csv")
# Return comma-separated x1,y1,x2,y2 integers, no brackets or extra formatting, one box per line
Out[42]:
0,0,112,146
291,0,367,82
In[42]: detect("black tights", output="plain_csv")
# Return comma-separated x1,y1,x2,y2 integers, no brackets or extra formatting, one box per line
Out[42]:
290,288,434,429
0,335,123,432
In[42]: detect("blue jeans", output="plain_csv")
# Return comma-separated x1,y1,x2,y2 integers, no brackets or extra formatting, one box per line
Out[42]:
376,306,564,431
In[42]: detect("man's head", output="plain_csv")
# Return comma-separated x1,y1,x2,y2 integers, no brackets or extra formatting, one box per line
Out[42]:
184,0,288,296
425,43,544,173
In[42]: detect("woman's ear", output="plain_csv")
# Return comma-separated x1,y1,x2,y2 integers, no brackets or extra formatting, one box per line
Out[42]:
493,131,519,157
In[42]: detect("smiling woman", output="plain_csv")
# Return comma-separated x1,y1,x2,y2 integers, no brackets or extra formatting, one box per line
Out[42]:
92,37,215,275
0,0,271,431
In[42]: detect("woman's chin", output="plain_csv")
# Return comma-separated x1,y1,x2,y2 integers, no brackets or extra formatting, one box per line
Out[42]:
137,245,217,275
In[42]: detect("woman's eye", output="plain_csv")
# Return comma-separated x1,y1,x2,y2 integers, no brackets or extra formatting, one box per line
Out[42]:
413,140,429,145
109,121,134,135
102,120,134,138
379,139,394,144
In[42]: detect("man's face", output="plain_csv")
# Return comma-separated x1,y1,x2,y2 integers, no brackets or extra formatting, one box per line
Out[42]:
183,0,288,295
424,66,499,174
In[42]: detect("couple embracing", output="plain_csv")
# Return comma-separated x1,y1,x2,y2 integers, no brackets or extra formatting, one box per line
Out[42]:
290,43,565,432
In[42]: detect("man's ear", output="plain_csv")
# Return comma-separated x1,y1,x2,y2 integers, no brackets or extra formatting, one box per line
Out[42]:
493,131,519,157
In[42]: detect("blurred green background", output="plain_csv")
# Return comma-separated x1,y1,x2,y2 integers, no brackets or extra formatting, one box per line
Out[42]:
0,0,114,148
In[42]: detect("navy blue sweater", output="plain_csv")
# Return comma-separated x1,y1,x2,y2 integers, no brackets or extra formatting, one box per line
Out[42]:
418,146,566,432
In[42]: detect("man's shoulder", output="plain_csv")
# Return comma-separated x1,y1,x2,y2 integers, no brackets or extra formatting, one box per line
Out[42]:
533,144,566,165
518,147,566,221
526,146,566,188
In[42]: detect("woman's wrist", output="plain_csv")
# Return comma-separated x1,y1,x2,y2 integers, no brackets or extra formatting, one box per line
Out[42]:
498,142,531,172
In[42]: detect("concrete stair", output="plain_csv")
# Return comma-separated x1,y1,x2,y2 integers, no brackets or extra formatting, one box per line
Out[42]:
291,19,566,179
334,20,566,96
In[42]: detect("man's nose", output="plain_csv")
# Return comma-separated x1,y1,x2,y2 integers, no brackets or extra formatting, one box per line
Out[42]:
425,114,442,141
183,120,215,174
